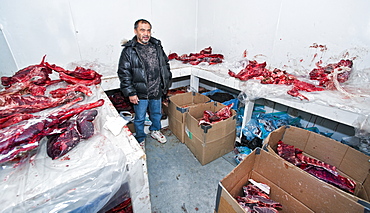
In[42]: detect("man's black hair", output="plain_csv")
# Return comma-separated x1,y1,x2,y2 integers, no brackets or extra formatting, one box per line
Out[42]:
134,19,152,29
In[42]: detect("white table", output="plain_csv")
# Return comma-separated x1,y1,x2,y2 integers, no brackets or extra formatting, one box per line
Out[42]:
101,62,370,135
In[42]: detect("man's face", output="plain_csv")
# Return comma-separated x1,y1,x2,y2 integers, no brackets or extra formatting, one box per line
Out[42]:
134,22,151,45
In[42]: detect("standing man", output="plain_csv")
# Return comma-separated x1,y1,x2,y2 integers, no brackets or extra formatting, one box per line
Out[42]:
117,19,172,150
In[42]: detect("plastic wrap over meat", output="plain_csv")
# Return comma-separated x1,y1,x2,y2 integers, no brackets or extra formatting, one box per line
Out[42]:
47,109,99,160
0,85,135,213
228,60,325,100
0,57,148,212
0,99,104,164
168,46,224,65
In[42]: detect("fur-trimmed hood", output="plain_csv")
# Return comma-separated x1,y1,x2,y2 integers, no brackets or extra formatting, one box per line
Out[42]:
120,36,162,47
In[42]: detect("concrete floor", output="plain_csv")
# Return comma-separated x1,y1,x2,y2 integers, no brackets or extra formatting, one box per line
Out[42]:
144,127,237,213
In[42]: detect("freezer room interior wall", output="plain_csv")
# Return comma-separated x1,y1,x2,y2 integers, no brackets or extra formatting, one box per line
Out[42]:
0,0,198,75
197,0,370,71
1,0,370,74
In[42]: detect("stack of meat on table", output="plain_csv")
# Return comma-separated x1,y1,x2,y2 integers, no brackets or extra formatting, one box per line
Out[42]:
0,56,104,165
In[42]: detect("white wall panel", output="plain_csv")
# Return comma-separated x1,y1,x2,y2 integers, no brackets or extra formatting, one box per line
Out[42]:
196,0,282,60
1,0,369,73
0,0,197,73
0,26,17,76
151,0,197,55
196,0,370,71
0,1,80,71
67,0,142,66
272,0,370,71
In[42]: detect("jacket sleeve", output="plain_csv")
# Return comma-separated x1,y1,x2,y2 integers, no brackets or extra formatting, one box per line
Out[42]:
117,49,136,97
165,53,172,81
160,47,172,92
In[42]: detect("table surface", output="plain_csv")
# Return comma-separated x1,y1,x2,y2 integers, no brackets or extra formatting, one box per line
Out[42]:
100,61,370,130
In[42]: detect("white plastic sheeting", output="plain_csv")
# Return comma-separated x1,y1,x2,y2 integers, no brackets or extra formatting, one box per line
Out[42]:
0,85,150,212
169,58,370,132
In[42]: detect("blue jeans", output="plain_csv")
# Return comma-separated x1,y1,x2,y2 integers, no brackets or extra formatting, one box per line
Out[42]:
133,98,162,143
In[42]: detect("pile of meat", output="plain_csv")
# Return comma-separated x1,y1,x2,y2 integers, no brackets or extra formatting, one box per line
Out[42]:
309,59,352,89
108,91,133,112
228,59,353,100
236,184,282,212
0,56,104,164
277,140,356,193
168,46,224,65
198,103,233,126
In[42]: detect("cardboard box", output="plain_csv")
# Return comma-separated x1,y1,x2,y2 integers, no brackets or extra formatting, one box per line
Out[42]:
264,125,370,203
215,148,369,213
184,102,236,165
168,92,211,143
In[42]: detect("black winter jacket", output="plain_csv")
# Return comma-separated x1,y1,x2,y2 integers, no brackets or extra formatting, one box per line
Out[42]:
117,36,172,99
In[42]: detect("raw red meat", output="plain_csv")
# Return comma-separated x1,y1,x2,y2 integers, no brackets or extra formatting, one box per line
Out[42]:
63,66,101,80
47,109,98,160
0,113,35,129
168,53,178,60
304,166,356,193
228,60,324,100
0,118,50,164
0,92,83,118
76,109,98,139
1,55,52,87
0,56,105,163
168,46,224,65
105,197,133,213
228,60,270,81
0,99,104,164
297,153,337,176
253,206,279,213
277,140,356,193
236,184,282,212
108,91,133,112
59,72,102,85
47,120,81,160
49,84,93,98
309,59,353,89
44,61,102,80
198,103,233,125
2,56,102,96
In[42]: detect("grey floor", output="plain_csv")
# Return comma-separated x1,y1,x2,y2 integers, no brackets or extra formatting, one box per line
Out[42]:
144,127,237,213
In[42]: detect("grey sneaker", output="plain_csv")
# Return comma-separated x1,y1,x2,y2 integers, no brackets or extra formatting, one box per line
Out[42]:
151,130,167,144
139,140,145,152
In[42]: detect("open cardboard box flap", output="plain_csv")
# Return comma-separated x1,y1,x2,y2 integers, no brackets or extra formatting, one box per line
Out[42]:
264,125,370,203
216,148,370,213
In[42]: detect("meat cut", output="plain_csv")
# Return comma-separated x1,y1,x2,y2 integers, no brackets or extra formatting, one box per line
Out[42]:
59,72,102,85
277,140,356,193
228,59,353,100
0,99,104,164
47,109,99,160
1,56,102,92
198,103,233,125
107,91,133,112
1,55,52,88
49,83,93,98
228,60,324,100
0,56,105,164
309,59,352,89
168,46,224,65
236,184,282,212
0,113,35,129
0,92,83,118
